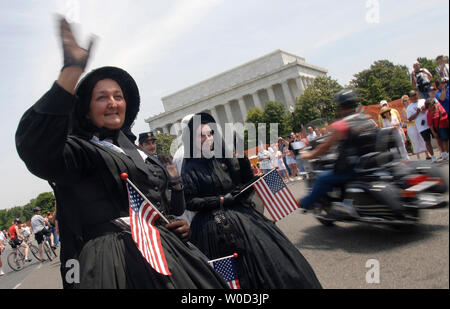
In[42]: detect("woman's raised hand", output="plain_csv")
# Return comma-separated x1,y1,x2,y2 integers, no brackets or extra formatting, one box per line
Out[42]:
59,16,95,71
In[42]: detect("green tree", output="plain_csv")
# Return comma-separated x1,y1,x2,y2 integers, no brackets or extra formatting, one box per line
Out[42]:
365,75,387,106
244,107,264,150
155,133,174,156
0,192,56,230
350,60,411,105
294,76,343,128
33,192,56,215
262,102,293,139
417,56,441,82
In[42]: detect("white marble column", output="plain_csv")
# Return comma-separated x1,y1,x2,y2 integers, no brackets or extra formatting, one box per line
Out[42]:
224,103,235,124
302,76,308,89
267,86,276,102
210,106,220,124
296,76,305,95
281,80,294,109
252,92,263,110
162,126,169,134
238,97,248,122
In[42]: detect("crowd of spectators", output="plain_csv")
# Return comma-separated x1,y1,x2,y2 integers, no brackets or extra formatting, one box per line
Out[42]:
253,56,449,177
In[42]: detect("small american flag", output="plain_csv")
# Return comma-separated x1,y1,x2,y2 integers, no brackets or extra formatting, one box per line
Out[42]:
208,255,240,289
127,183,171,276
253,169,300,222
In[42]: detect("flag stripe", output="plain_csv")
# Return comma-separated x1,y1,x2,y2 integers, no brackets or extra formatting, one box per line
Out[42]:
144,206,170,275
282,187,300,211
141,206,160,273
127,183,171,276
260,180,288,218
252,170,299,222
258,180,285,219
277,188,292,212
253,182,276,220
285,187,301,209
263,180,290,217
254,182,280,221
279,188,296,212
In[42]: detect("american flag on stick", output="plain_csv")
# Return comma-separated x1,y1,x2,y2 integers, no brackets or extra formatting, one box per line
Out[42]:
253,169,300,222
122,173,171,276
208,253,240,289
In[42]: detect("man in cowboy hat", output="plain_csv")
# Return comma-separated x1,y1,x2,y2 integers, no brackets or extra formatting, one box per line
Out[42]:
138,131,157,156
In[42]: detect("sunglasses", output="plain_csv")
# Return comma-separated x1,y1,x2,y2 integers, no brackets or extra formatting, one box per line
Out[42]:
201,130,214,137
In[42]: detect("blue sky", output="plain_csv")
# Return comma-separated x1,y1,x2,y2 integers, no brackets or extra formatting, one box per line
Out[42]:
0,0,448,209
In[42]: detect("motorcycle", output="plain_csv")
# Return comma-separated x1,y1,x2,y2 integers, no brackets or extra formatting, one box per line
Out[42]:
300,122,448,228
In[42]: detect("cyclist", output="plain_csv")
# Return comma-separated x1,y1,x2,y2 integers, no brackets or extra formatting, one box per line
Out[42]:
0,230,7,275
20,223,32,243
8,218,32,262
31,207,56,261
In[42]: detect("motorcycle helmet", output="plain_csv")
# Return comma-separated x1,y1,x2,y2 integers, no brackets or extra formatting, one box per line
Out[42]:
334,89,360,110
14,218,22,224
33,207,41,213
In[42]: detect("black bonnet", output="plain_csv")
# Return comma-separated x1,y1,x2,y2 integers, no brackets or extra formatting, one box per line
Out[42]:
73,66,140,139
182,112,231,159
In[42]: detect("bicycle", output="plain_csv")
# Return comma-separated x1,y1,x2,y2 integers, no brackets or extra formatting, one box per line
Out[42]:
41,233,57,261
7,240,31,271
24,237,43,262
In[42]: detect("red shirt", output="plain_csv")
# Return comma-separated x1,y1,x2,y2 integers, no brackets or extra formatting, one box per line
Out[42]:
9,225,17,239
330,119,350,137
427,102,449,129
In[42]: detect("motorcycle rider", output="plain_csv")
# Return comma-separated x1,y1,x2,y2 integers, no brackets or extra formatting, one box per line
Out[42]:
299,89,377,212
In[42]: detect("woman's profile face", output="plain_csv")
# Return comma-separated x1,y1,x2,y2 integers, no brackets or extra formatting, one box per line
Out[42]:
88,79,127,130
194,123,214,157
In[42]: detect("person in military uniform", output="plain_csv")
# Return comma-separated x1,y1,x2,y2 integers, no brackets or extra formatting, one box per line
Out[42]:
138,131,157,156
15,17,227,289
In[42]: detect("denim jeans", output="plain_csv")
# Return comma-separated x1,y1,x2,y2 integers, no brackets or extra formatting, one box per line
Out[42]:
300,170,354,209
295,155,305,173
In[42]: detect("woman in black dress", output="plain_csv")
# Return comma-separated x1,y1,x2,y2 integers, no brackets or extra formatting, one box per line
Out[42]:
181,113,322,289
15,18,227,289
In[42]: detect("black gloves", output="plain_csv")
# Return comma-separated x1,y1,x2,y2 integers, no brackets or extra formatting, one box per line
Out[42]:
59,17,95,71
223,193,235,208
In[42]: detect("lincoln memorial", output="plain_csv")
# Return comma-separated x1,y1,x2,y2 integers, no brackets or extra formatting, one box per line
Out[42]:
145,50,327,134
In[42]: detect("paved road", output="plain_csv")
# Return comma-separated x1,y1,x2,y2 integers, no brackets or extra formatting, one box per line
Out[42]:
280,160,449,289
0,246,62,289
0,161,447,289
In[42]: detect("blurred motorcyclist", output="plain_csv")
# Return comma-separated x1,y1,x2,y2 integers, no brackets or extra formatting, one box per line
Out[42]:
299,89,377,210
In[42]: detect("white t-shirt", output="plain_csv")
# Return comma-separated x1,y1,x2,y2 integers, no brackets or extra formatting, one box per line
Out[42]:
31,215,47,233
21,226,31,237
412,68,432,85
258,150,273,170
307,132,317,141
0,231,6,245
415,99,429,133
276,151,286,170
435,63,449,79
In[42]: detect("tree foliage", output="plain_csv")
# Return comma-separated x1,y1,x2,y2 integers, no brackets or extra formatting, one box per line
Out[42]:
155,133,174,156
0,192,55,230
294,76,343,129
350,60,411,105
262,102,293,139
416,56,446,82
244,103,293,149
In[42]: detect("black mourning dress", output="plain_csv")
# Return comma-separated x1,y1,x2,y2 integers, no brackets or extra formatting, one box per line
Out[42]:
181,114,322,289
15,68,227,289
